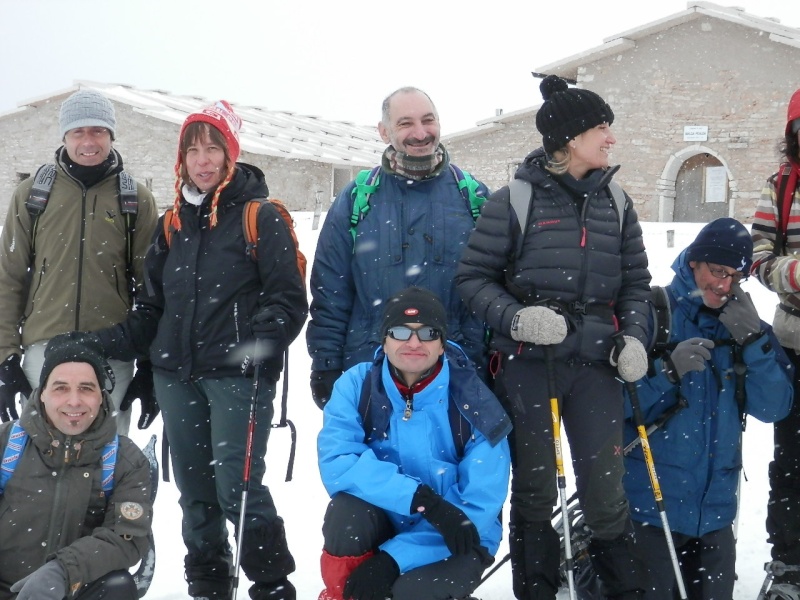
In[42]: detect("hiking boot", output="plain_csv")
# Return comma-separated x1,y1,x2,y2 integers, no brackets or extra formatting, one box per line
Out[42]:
249,577,297,600
770,583,800,600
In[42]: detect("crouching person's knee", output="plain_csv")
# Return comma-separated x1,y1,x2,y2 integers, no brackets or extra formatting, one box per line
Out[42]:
75,569,138,600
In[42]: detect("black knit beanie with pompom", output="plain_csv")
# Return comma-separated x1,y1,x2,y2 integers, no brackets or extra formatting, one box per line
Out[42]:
535,75,614,154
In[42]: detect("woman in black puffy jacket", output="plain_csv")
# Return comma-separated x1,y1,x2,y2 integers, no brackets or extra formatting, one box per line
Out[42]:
455,75,651,600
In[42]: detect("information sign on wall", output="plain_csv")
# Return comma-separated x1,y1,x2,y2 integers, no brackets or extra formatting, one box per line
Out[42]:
683,126,709,141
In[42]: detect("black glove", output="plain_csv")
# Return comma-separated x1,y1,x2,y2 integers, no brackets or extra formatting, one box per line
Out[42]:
121,360,159,429
343,551,399,600
663,337,714,383
310,370,341,410
0,354,32,422
718,283,762,345
411,484,480,556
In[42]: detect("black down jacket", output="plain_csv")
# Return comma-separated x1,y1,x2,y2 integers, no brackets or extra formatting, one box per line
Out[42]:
99,163,308,381
455,149,650,363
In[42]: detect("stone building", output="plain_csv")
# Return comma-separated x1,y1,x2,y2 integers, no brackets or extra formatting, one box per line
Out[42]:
0,82,384,219
445,1,800,222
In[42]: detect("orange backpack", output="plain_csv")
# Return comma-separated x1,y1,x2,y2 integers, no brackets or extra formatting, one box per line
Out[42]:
162,198,307,283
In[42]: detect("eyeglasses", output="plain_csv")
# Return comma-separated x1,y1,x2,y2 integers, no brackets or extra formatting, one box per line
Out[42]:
706,264,744,283
386,326,442,342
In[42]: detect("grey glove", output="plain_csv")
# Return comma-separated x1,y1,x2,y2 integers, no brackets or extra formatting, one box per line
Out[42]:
10,560,67,600
718,283,762,345
664,337,715,382
610,335,648,382
510,306,568,345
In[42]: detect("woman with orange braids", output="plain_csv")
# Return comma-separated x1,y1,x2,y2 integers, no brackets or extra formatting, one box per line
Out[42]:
94,101,308,599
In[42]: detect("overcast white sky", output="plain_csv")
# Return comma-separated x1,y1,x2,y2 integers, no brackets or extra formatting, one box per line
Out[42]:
2,0,800,135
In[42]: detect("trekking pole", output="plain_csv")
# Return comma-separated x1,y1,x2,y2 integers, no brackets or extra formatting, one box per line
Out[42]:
613,333,687,600
545,346,577,600
477,552,511,586
233,341,264,600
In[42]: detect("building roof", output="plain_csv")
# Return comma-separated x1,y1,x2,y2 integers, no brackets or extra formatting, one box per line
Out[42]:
444,1,800,142
537,1,800,82
4,81,385,167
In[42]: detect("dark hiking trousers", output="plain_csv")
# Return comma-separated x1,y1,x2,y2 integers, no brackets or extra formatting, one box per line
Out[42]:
496,357,643,599
156,372,295,590
632,522,735,600
768,348,800,578
322,492,492,600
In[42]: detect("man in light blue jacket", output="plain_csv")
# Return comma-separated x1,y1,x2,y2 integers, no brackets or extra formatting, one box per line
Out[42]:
623,218,793,600
317,287,511,600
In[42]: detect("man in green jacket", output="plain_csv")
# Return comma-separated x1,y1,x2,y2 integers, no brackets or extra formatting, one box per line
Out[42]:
0,332,152,600
0,89,158,435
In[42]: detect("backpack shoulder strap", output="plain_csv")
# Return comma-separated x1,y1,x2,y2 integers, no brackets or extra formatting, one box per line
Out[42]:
101,435,119,498
350,167,382,243
1,424,117,498
775,163,794,254
243,198,308,282
162,208,175,249
27,164,57,217
607,180,627,234
117,171,139,301
447,395,471,458
0,421,28,494
243,199,263,261
358,365,470,456
508,179,533,259
647,285,672,356
449,164,485,221
26,164,58,255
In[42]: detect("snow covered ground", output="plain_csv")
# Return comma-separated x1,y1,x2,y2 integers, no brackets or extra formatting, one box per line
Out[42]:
123,215,781,599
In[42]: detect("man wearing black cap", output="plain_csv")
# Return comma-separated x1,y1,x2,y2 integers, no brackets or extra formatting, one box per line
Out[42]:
0,88,158,436
622,218,792,599
456,74,651,599
316,287,511,600
0,332,152,600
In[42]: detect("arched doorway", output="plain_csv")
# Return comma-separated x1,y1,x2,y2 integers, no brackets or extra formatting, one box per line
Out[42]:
657,146,736,223
674,153,729,222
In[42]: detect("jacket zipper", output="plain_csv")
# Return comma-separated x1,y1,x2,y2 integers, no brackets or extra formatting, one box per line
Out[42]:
44,437,73,558
74,189,88,330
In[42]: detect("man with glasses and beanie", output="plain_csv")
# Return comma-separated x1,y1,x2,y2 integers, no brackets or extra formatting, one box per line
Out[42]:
316,286,511,600
622,217,792,599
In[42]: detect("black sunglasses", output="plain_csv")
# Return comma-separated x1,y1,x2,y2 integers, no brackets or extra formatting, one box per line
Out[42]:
386,326,442,342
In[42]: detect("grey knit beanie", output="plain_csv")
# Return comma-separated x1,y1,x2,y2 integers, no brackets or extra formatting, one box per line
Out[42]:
59,89,117,140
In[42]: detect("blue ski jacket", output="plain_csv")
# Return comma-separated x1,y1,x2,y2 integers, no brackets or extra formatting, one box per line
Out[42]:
306,151,489,372
317,342,511,574
623,250,793,537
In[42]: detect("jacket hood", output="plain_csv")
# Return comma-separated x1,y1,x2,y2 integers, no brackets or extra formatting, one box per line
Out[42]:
218,162,269,207
669,249,708,321
787,88,800,137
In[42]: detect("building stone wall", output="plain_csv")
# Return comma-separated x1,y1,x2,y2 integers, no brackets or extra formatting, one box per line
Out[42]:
0,96,372,221
448,17,800,222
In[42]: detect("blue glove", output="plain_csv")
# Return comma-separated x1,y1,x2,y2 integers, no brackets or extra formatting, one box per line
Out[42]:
10,560,67,600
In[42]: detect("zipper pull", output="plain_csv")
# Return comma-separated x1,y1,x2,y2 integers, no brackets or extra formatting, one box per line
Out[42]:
64,437,72,465
581,226,587,248
403,395,413,421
